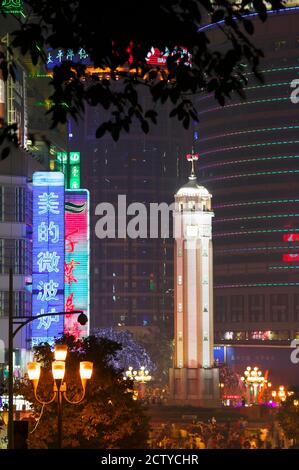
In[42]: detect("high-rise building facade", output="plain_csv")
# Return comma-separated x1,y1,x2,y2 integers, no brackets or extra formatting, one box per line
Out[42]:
71,95,192,333
196,7,299,346
0,147,44,374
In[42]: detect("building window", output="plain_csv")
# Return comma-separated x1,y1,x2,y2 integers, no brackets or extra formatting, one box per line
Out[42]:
178,275,182,285
270,294,288,322
215,296,227,323
230,295,244,322
15,187,26,223
294,295,299,321
14,291,26,317
0,292,5,317
178,303,183,313
274,40,286,49
1,239,26,274
188,201,195,211
248,294,265,322
14,239,26,275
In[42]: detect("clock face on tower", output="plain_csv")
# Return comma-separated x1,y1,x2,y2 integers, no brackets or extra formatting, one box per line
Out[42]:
186,225,198,238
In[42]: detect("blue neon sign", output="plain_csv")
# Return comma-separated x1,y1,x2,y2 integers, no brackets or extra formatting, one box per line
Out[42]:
31,172,65,346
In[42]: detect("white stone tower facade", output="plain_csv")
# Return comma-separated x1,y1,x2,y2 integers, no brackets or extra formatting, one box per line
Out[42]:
169,150,220,407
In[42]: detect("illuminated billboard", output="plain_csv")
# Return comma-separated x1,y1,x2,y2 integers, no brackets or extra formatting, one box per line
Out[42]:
46,48,90,68
32,172,65,346
283,233,299,242
282,253,299,262
55,151,81,189
64,189,90,338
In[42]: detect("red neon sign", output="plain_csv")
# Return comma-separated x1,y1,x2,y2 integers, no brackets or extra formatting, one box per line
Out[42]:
283,233,299,242
282,254,299,262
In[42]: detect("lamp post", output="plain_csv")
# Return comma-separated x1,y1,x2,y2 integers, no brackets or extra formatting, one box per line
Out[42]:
241,366,266,404
123,366,152,399
271,385,293,405
27,344,93,449
7,306,87,449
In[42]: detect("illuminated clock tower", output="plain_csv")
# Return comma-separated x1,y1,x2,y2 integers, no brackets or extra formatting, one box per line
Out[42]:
169,149,220,407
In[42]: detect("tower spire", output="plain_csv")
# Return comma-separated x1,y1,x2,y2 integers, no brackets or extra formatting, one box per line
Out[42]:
186,147,199,180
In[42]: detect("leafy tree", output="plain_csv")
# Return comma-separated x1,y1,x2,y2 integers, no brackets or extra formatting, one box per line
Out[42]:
17,335,149,449
219,365,243,396
277,387,299,448
94,327,157,373
0,0,285,143
135,326,173,386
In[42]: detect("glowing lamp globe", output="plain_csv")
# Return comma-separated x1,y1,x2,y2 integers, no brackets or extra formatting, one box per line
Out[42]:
80,361,93,380
54,344,68,361
27,362,41,381
52,361,66,380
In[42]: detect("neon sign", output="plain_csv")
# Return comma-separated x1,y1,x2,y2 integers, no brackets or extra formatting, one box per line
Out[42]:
283,233,299,241
46,49,90,69
32,172,65,346
46,46,191,70
64,190,89,339
145,46,192,66
55,151,81,189
282,254,299,262
0,0,24,14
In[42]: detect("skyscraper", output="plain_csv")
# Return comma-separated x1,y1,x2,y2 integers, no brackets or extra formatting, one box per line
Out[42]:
196,7,299,347
71,95,192,334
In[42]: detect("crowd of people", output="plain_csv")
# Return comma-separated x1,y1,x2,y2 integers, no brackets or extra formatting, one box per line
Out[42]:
149,417,291,449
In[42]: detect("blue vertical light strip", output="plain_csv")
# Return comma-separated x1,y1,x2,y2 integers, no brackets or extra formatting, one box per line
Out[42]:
31,172,65,346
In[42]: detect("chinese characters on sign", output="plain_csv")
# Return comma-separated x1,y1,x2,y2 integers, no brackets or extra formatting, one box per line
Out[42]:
46,49,90,69
32,172,65,346
64,190,90,339
56,151,81,189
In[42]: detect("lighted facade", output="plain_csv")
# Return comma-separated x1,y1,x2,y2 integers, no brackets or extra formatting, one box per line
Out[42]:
169,157,219,406
0,149,44,377
64,189,90,338
70,90,192,332
56,151,81,189
31,172,65,346
196,7,299,345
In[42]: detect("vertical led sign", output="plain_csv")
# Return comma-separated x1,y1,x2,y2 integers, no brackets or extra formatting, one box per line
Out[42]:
64,189,89,338
32,172,65,346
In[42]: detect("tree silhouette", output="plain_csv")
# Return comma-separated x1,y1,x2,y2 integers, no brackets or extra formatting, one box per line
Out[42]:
17,335,149,448
0,0,285,144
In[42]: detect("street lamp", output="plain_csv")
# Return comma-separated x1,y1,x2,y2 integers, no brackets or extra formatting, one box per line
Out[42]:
278,385,286,402
27,344,93,448
7,308,87,449
241,366,266,404
123,366,152,399
270,386,294,405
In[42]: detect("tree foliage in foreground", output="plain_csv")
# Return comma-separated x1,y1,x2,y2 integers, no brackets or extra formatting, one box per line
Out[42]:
0,0,285,142
278,388,299,447
17,335,149,449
